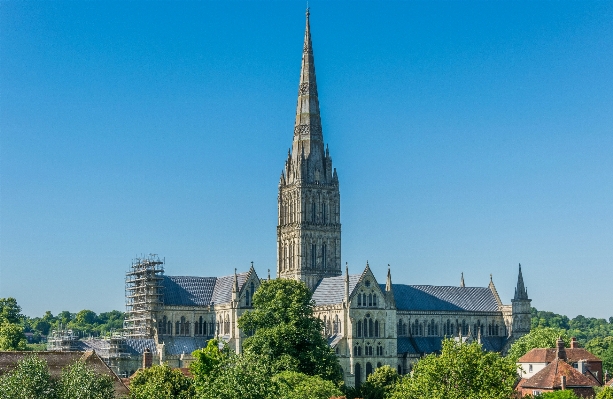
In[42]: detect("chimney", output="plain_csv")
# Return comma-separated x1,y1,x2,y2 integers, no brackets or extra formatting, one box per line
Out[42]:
560,375,567,390
556,338,567,361
570,337,578,349
578,360,587,374
143,347,152,369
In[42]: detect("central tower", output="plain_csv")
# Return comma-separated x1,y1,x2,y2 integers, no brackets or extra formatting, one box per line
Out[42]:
277,10,341,290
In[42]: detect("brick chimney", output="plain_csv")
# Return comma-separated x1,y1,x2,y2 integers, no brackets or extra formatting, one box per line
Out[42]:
570,337,578,349
556,338,567,361
561,375,567,390
143,347,152,369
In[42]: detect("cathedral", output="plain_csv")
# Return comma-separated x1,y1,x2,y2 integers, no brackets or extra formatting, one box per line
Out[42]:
75,10,531,385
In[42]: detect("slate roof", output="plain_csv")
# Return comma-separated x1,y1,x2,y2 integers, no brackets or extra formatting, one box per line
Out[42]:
312,274,361,305
327,333,343,348
397,337,419,354
389,284,500,312
518,348,602,363
78,338,158,357
158,337,209,355
480,336,507,352
162,272,249,306
521,359,598,389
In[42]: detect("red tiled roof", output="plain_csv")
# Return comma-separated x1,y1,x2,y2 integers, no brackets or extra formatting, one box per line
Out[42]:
518,348,601,363
521,359,599,389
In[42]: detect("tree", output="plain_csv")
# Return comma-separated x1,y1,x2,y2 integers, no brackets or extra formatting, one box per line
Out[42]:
130,364,195,399
196,352,280,399
359,365,400,399
390,339,517,399
56,360,115,399
596,387,613,399
0,355,56,399
0,298,22,324
273,370,343,399
238,278,342,382
586,336,613,375
190,338,229,391
0,321,27,350
507,327,569,362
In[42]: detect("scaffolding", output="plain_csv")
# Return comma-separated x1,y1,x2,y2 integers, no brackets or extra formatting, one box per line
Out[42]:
124,254,164,338
47,329,79,351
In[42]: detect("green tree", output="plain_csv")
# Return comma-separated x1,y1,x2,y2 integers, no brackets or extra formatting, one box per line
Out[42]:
507,327,569,362
0,321,27,350
57,360,115,399
130,364,195,399
586,336,613,374
0,355,56,399
238,278,342,382
596,387,613,399
359,365,400,399
196,352,280,399
390,339,517,399
0,297,22,324
190,338,229,390
273,370,343,399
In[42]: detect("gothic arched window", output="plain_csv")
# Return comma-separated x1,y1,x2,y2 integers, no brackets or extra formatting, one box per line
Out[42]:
358,294,362,307
175,321,180,335
357,320,363,338
373,294,377,307
366,362,373,378
374,320,379,338
368,294,372,307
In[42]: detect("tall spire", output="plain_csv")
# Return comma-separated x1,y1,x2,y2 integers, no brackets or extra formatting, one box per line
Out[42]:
460,272,465,287
386,264,392,292
292,7,323,160
514,263,529,300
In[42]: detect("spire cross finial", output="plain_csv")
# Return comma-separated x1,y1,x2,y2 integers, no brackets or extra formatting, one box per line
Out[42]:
251,261,254,268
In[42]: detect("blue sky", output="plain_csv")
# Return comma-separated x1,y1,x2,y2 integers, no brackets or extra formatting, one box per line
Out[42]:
1,1,611,319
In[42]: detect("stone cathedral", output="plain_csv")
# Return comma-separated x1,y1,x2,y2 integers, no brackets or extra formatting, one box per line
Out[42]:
72,10,531,385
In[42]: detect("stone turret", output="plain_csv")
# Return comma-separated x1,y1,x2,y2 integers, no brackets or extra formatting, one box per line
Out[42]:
511,263,532,338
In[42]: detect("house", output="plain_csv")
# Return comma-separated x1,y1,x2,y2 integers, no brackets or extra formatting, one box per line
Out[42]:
518,337,603,383
516,339,602,398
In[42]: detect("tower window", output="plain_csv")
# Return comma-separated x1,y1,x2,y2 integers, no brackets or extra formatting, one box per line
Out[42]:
322,244,326,269
311,244,316,268
311,202,316,223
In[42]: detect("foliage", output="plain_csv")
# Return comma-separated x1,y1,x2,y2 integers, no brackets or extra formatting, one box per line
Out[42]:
390,339,517,399
22,309,125,341
273,370,343,399
238,278,342,382
0,297,27,350
595,387,613,399
196,352,280,399
130,364,195,399
586,336,613,375
0,297,23,324
190,338,229,390
507,327,569,362
0,354,56,399
531,308,613,345
359,365,400,399
57,360,115,399
539,390,581,398
0,321,28,350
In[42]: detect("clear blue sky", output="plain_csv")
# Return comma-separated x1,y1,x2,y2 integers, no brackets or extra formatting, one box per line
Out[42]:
1,1,611,319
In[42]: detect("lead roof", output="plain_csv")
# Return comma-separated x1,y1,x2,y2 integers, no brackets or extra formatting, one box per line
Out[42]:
162,272,249,306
